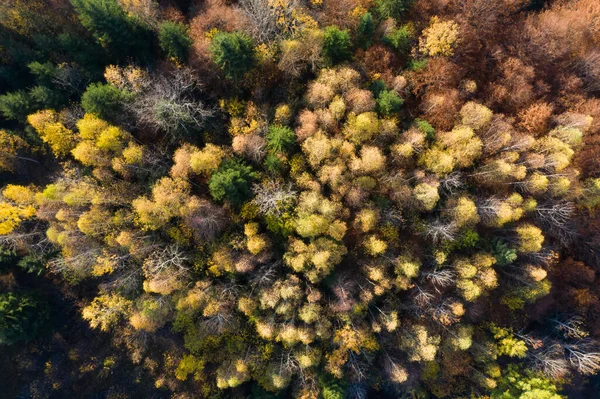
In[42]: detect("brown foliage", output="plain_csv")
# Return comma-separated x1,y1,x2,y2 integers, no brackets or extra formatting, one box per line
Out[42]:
518,102,554,136
487,57,536,112
318,0,365,30
355,44,399,86
420,89,461,130
408,58,464,97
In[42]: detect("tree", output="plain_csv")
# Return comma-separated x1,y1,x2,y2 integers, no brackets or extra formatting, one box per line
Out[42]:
413,182,440,211
210,31,256,80
0,130,31,172
82,292,132,332
158,21,193,63
376,90,403,116
81,83,129,122
266,125,296,153
0,90,34,121
27,110,77,157
492,365,563,399
190,144,225,175
515,224,544,253
209,159,257,206
491,324,528,358
356,12,375,49
278,29,324,76
71,0,154,63
375,0,415,20
383,24,414,54
322,26,352,65
132,177,191,230
130,68,213,138
419,17,460,57
0,292,48,345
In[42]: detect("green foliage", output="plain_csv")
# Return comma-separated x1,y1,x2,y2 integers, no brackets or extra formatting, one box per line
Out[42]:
357,12,375,49
81,83,129,122
320,375,346,399
415,118,435,140
376,90,404,116
266,125,296,153
158,21,193,63
491,324,527,358
408,58,428,71
322,26,353,65
453,228,480,250
375,0,415,20
369,79,387,98
491,239,518,266
28,85,65,110
210,31,256,80
383,24,414,54
209,159,258,206
28,62,57,86
0,248,17,272
0,292,48,345
264,152,285,174
0,91,34,121
17,255,46,276
71,0,154,63
492,365,563,399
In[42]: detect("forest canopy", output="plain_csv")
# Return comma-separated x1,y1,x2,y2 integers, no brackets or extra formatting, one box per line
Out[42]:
2,0,600,398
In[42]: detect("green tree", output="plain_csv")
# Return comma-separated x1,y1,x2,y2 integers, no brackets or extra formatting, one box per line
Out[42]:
376,90,403,116
0,91,34,121
357,12,375,49
375,0,415,20
266,125,296,153
322,26,353,65
81,83,129,122
383,24,414,54
158,21,193,63
0,292,48,345
209,159,258,205
71,0,154,63
210,31,256,80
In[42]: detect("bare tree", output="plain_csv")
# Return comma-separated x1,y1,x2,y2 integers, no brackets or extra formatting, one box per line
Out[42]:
439,171,465,195
426,269,456,289
535,201,577,245
183,199,228,242
239,0,279,43
530,342,570,380
422,219,457,243
552,315,589,339
131,68,214,138
577,50,600,93
564,340,600,375
252,180,297,216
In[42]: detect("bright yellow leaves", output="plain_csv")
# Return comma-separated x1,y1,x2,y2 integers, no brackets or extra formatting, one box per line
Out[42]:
190,144,225,175
72,114,132,168
419,16,460,57
515,224,544,253
284,237,347,283
244,222,270,255
82,293,132,332
0,185,37,235
27,110,77,157
132,177,191,230
455,253,498,302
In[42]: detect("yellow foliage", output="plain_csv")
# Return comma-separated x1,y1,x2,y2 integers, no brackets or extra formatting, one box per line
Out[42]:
27,110,77,157
419,16,460,57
